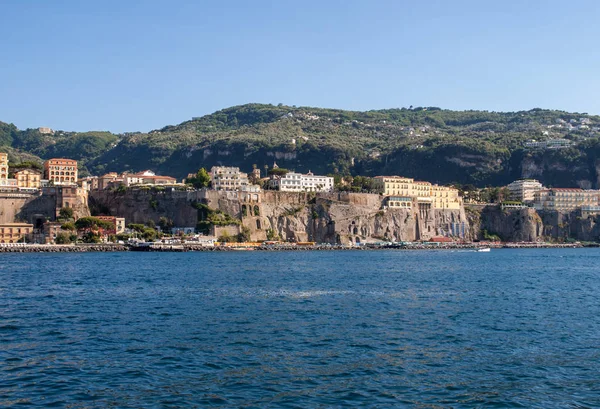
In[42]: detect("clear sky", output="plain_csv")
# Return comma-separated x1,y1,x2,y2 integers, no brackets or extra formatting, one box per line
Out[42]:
2,0,600,132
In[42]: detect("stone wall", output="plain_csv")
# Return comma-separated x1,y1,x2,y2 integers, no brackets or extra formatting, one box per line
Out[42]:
0,191,81,226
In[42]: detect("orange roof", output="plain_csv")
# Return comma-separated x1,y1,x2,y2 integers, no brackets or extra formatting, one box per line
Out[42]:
141,175,177,180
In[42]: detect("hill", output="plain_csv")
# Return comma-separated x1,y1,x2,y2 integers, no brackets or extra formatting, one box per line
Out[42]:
3,104,600,187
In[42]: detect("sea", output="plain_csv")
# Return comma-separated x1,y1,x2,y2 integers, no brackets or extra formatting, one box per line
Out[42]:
1,249,599,408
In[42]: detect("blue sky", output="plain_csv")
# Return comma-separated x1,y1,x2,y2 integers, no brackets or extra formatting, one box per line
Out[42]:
2,0,599,132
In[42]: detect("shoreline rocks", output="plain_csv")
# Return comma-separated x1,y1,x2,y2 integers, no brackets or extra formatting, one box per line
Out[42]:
0,242,588,253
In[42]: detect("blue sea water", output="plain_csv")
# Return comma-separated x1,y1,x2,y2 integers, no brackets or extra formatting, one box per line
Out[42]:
1,249,600,408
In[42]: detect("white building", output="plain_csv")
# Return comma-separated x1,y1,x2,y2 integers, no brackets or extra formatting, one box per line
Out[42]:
271,171,334,192
211,166,249,191
123,170,177,187
507,179,543,203
524,139,573,150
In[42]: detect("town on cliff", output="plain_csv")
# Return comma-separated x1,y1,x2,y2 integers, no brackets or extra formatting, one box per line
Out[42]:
1,151,599,248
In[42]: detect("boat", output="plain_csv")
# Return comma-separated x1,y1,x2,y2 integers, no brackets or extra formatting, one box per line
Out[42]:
477,247,491,252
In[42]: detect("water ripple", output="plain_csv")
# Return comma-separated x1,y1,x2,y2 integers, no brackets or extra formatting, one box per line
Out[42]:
1,249,599,407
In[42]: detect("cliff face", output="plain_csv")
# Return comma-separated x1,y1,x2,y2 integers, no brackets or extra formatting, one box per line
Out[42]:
89,188,600,243
538,211,600,242
472,206,544,242
465,205,600,243
89,189,199,227
89,189,471,243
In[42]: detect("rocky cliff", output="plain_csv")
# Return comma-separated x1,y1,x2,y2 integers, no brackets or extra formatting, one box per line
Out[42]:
467,205,543,242
89,189,471,243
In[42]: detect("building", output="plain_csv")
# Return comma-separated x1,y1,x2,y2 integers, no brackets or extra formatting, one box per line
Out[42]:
250,167,261,183
431,185,462,209
373,176,432,198
524,138,573,150
15,169,41,189
78,176,99,191
0,223,33,243
44,158,78,186
374,176,460,210
98,172,124,190
507,179,543,203
42,222,65,244
123,170,177,187
0,153,8,180
171,227,195,235
0,178,18,192
534,188,600,212
386,196,413,209
211,167,249,191
38,127,54,134
96,216,126,234
270,171,334,192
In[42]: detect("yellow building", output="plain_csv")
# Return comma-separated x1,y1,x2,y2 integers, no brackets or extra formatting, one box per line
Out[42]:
375,175,461,209
431,185,462,209
0,223,33,243
374,176,432,198
0,152,8,180
15,169,41,189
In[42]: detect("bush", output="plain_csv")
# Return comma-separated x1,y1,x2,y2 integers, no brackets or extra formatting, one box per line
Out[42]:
218,232,235,242
61,222,76,231
55,233,72,244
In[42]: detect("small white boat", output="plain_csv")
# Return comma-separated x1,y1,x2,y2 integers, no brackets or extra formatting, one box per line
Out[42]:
477,247,491,252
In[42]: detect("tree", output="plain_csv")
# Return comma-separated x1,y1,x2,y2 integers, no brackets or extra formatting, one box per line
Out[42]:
266,228,279,241
82,231,102,243
268,168,289,177
75,216,113,231
187,167,211,189
59,207,74,220
158,217,174,232
237,226,251,242
128,223,146,233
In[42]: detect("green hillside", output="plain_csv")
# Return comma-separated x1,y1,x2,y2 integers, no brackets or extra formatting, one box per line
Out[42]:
3,103,600,187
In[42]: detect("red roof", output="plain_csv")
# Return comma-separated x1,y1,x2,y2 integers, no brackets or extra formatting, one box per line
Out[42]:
429,236,453,243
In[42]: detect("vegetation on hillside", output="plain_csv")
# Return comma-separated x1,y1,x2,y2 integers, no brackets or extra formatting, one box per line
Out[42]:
3,104,600,187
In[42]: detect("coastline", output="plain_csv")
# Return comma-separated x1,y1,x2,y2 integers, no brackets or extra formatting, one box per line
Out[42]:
0,242,590,253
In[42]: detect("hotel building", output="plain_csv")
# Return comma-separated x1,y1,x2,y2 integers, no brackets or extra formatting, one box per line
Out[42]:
211,166,249,191
374,175,460,209
269,171,334,192
44,158,78,185
507,179,543,203
534,188,600,212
